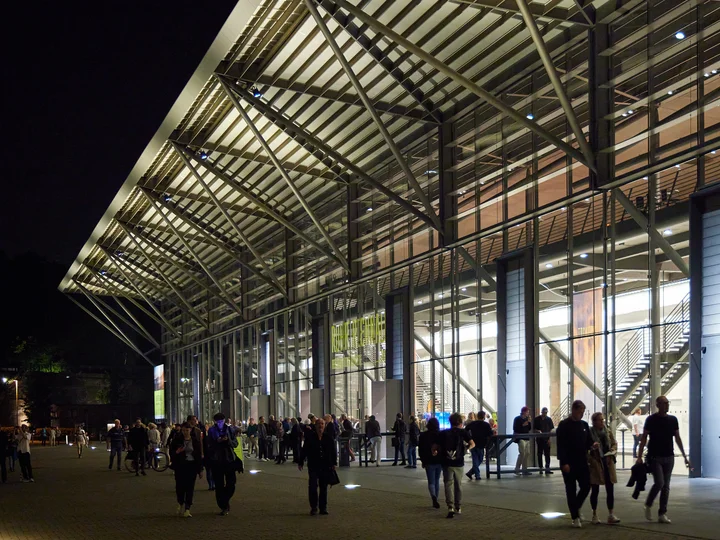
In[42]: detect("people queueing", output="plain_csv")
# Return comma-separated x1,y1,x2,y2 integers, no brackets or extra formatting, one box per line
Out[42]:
557,400,596,528
148,423,161,467
631,407,644,459
282,417,292,461
533,407,554,474
128,418,149,476
107,419,125,471
267,415,277,460
290,418,303,464
340,414,356,462
257,416,269,462
465,411,492,481
170,422,204,518
298,416,337,516
588,412,620,524
207,412,238,516
40,427,47,446
160,422,172,449
391,412,407,466
16,425,34,482
0,425,8,483
246,418,258,457
406,415,420,469
365,414,382,466
419,416,443,508
636,395,690,524
441,412,474,518
513,406,532,476
75,426,87,458
275,420,286,464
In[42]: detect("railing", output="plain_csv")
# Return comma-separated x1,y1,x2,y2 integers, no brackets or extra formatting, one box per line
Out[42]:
551,396,569,426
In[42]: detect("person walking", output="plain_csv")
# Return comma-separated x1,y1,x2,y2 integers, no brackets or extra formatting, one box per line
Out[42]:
513,406,533,476
588,412,620,524
441,413,474,518
406,415,420,469
75,427,87,458
419,417,443,508
636,395,690,524
107,419,124,471
631,408,644,459
298,416,337,516
170,422,203,518
127,418,149,476
207,412,239,516
365,414,381,466
257,416,269,462
40,427,47,447
465,412,492,481
246,418,258,457
16,425,34,483
391,413,407,466
49,427,57,447
274,420,286,464
557,400,597,528
533,407,554,474
340,414,356,462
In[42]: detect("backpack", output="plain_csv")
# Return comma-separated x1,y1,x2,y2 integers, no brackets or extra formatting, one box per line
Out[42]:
445,429,465,462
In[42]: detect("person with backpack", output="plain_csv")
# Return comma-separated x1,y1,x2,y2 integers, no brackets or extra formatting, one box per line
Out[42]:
391,413,407,466
441,413,474,518
207,412,239,516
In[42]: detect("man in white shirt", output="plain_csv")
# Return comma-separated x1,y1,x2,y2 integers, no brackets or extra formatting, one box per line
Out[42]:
17,425,34,482
631,408,644,458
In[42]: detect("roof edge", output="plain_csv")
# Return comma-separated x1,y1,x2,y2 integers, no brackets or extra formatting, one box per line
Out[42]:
59,0,262,293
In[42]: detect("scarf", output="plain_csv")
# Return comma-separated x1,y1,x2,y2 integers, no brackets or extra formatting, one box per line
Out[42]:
590,427,610,457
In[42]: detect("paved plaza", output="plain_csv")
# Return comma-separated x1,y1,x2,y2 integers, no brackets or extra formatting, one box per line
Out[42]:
1,445,718,539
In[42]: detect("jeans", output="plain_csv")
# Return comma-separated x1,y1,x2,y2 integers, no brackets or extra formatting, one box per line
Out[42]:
308,469,329,511
175,462,198,509
646,456,674,515
633,435,640,458
407,444,417,467
109,442,123,469
562,463,591,520
590,464,615,511
536,438,551,469
210,463,236,510
443,466,464,510
205,462,215,489
19,452,33,480
469,446,484,479
425,463,442,499
515,439,530,472
393,440,406,464
370,436,381,463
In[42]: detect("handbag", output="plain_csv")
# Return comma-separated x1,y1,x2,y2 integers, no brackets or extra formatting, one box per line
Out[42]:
326,468,340,487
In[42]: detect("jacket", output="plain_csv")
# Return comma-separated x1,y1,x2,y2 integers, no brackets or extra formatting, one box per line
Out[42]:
588,429,618,485
169,436,203,474
556,418,592,467
408,422,420,445
365,419,381,439
392,418,406,440
300,428,337,471
418,430,443,467
627,462,649,499
127,426,149,450
207,423,239,464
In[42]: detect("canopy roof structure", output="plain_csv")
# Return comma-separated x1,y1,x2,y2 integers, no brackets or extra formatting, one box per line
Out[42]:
60,0,720,356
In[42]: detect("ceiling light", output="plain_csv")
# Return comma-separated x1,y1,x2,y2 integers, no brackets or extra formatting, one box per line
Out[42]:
561,207,566,211
628,110,634,114
675,31,685,40
99,270,107,275
622,113,628,117
706,73,711,78
643,176,648,180
438,293,443,298
367,207,373,212
425,170,437,175
200,151,208,160
580,253,588,259
713,70,718,75
712,150,717,154
545,263,553,269
526,113,534,120
417,300,422,305
461,287,467,292
668,90,673,95
250,86,262,98
163,194,172,202
675,164,680,168
663,229,672,236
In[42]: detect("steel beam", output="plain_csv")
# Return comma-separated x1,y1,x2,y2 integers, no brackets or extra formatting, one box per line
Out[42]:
306,0,444,232
449,0,591,26
171,143,288,299
615,190,690,276
216,76,350,273
116,220,210,330
138,189,245,319
330,0,593,171
515,0,594,167
220,75,441,232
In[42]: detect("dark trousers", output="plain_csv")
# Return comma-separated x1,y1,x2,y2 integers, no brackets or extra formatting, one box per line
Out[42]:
562,463,590,520
293,441,302,463
109,443,123,469
133,449,145,474
393,440,406,464
258,438,268,460
211,463,236,510
204,462,215,489
175,463,198,509
19,452,33,480
646,455,674,515
536,438,551,469
308,469,329,511
590,464,615,511
276,441,287,463
0,454,6,483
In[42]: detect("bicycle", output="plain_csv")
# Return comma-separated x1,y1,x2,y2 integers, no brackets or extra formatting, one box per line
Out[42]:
124,448,169,473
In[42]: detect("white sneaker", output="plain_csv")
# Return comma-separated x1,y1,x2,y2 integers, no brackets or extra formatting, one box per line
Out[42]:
29,478,35,483
571,518,582,528
591,513,600,525
607,514,621,524
176,504,183,516
644,505,653,521
658,514,672,524
182,509,192,518
579,513,587,522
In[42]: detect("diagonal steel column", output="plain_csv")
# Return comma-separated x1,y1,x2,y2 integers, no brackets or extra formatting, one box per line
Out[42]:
171,142,288,299
115,220,210,330
330,0,593,170
71,281,155,366
141,188,287,300
97,248,184,341
305,0,444,232
220,75,441,232
515,0,594,167
615,190,689,276
216,76,350,273
137,190,245,319
176,142,348,270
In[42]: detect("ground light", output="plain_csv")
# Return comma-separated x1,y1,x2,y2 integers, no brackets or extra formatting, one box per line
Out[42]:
539,512,565,519
249,470,261,474
344,484,361,489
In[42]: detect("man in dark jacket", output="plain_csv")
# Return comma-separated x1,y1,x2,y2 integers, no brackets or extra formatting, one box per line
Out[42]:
106,419,125,471
556,400,598,528
207,412,239,516
299,417,337,515
513,406,533,476
465,414,492,480
127,418,149,476
533,407,555,474
257,417,268,462
392,413,407,466
365,415,381,465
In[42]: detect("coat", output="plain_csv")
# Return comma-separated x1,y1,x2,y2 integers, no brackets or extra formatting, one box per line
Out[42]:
627,461,649,499
588,429,618,485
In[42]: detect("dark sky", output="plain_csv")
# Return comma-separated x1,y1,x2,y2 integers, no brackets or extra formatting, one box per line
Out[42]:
2,1,238,267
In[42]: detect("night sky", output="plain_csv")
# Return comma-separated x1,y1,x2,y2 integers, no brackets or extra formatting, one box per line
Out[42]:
3,1,238,266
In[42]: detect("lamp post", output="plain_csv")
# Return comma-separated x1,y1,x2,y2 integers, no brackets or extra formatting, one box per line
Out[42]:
2,378,19,426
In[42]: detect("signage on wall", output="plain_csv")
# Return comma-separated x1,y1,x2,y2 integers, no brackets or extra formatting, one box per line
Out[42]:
154,365,165,419
331,312,386,353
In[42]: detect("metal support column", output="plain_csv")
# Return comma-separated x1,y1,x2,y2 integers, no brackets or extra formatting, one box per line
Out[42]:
439,122,457,245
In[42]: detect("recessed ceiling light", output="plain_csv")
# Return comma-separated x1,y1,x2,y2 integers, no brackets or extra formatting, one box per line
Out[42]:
706,73,711,78
367,207,373,212
417,300,422,305
545,263,553,269
675,31,685,40
713,70,718,74
561,207,566,211
628,110,634,114
461,287,467,292
622,113,628,117
663,229,672,236
526,113,534,120
676,164,680,168
438,293,443,298
668,90,673,95
580,253,588,259
643,176,649,180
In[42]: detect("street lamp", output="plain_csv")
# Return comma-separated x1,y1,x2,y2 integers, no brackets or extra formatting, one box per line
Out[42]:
3,378,19,426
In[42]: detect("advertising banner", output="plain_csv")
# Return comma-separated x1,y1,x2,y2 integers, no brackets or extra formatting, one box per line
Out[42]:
154,365,165,420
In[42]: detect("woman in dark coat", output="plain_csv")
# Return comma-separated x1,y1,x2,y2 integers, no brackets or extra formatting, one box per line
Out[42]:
418,417,443,508
298,417,337,515
170,422,203,518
